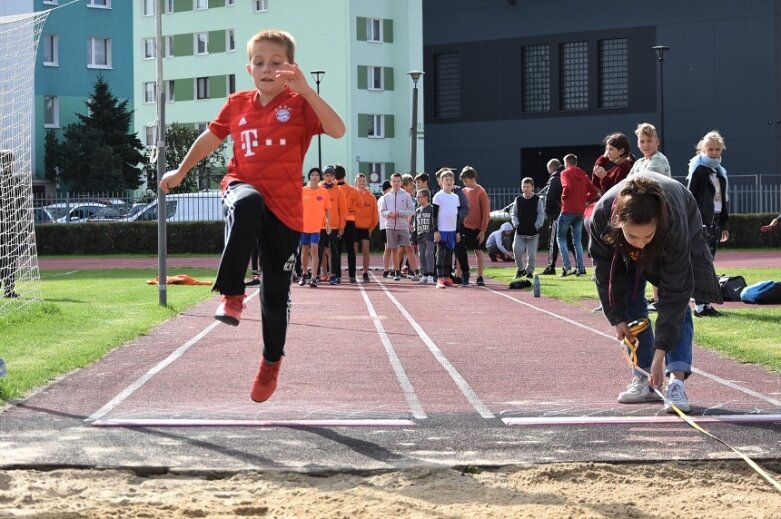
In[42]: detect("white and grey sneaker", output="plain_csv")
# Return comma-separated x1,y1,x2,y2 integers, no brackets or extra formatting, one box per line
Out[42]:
664,381,690,413
417,275,429,284
427,275,435,284
617,376,663,404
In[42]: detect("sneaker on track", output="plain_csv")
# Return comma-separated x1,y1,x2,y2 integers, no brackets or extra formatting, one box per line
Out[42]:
664,381,690,413
617,376,663,404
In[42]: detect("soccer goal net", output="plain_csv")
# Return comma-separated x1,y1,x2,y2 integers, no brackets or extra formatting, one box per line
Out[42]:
0,11,49,314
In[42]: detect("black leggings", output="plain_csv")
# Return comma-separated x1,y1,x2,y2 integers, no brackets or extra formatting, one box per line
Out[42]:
216,183,299,362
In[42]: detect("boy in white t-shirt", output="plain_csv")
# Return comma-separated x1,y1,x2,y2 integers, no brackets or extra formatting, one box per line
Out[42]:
432,168,461,289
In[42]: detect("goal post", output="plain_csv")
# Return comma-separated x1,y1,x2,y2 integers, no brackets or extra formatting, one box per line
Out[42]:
0,10,50,313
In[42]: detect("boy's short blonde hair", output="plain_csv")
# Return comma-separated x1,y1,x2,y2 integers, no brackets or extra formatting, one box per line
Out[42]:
635,122,658,139
435,167,452,180
401,174,414,187
247,29,296,63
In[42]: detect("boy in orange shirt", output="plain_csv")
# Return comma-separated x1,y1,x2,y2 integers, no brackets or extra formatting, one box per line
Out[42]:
334,164,360,283
354,173,379,281
299,167,331,287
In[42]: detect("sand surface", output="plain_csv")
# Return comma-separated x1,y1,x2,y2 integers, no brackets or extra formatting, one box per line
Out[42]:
1,461,780,518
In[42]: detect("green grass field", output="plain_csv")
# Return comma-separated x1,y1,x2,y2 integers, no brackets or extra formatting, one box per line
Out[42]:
1,263,779,405
485,266,781,372
0,268,216,403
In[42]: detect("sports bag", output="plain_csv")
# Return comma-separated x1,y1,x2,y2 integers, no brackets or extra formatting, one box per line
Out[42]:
740,280,781,304
719,275,747,302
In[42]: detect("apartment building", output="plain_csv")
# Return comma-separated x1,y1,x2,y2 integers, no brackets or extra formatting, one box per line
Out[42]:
134,0,423,189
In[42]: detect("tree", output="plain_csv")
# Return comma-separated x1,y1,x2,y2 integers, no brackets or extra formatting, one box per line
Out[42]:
58,77,148,192
146,122,227,193
43,129,62,186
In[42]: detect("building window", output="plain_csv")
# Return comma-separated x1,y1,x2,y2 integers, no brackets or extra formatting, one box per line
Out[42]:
369,163,385,183
254,0,268,12
87,0,110,7
143,0,154,16
367,114,384,138
143,38,155,60
144,82,156,104
87,37,111,68
194,0,207,9
43,34,58,66
44,96,59,127
164,36,174,58
165,0,174,13
599,38,629,109
522,44,550,113
166,80,175,103
196,77,209,99
226,29,235,52
434,52,461,118
195,32,208,55
144,125,156,147
560,41,589,111
368,66,383,90
227,74,236,94
227,0,235,5
367,18,382,42
43,0,58,4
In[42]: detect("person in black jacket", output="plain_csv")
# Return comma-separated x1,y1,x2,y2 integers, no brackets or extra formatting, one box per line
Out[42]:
541,158,574,275
589,173,722,413
687,130,729,317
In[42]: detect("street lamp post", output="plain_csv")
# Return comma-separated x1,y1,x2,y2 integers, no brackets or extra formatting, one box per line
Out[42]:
310,70,325,170
408,70,424,176
652,45,670,152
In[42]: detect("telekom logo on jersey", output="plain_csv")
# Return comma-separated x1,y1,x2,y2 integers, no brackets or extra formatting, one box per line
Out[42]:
239,129,288,157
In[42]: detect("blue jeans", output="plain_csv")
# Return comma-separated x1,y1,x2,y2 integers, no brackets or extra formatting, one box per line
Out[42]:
557,212,585,272
625,262,693,378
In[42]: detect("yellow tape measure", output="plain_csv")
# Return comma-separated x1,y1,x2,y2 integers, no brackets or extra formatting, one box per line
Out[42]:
617,317,781,493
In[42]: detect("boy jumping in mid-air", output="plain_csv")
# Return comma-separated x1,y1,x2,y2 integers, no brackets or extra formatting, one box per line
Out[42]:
159,29,345,403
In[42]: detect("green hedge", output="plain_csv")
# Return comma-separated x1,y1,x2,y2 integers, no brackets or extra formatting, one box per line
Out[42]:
33,213,781,255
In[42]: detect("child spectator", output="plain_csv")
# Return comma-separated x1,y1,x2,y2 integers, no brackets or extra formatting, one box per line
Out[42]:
334,164,360,283
354,173,378,282
378,180,393,277
460,166,491,286
486,222,515,262
558,154,598,277
432,169,461,288
321,166,346,284
379,173,418,281
299,167,331,288
413,189,435,284
511,177,544,278
159,29,345,403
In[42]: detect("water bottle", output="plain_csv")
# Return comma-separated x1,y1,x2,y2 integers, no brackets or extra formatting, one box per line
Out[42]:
0,358,7,378
533,273,540,298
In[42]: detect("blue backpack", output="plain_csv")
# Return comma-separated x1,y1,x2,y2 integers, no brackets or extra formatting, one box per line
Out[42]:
740,281,781,304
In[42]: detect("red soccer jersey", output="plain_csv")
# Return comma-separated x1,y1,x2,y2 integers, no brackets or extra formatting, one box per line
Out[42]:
211,87,323,231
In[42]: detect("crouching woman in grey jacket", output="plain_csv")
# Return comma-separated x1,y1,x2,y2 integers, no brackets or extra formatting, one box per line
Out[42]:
588,172,722,413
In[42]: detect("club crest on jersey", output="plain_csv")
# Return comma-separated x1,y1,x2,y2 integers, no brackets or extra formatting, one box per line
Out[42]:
276,106,291,123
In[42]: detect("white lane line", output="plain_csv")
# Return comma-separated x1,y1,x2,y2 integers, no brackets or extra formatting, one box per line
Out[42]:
358,283,427,420
92,418,416,428
375,279,495,419
503,414,781,426
487,287,781,408
86,290,260,422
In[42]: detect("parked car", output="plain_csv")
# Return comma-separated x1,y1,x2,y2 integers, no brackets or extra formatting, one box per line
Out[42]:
489,202,514,219
45,202,107,223
128,192,224,222
33,207,54,224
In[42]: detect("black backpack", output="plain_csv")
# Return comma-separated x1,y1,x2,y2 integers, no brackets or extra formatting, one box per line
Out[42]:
719,275,747,302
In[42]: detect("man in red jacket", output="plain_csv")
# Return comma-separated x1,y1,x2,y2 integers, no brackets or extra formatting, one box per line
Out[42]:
557,153,598,277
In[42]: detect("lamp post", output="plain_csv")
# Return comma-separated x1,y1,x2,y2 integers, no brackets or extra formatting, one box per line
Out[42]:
310,70,325,170
652,45,669,152
408,70,424,175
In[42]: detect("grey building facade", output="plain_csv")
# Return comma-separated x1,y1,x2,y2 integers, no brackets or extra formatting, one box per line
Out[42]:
422,0,781,191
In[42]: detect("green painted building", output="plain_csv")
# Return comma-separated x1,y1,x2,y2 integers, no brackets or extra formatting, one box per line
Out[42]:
134,0,423,189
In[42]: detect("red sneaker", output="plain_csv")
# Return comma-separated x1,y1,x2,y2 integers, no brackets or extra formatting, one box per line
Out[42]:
443,277,457,287
250,359,282,402
214,294,246,326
